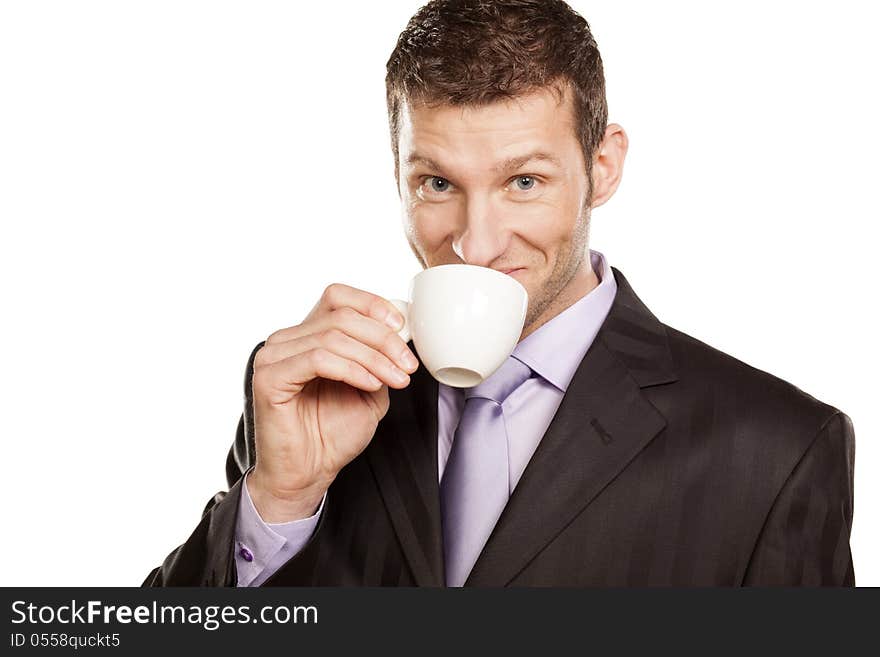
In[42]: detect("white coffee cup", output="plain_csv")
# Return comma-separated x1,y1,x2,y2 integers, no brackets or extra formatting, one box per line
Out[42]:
389,265,528,388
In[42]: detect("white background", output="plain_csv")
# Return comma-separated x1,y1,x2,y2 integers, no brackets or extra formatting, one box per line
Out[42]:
1,1,877,586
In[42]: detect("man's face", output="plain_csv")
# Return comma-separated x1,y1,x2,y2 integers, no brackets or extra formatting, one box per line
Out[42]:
396,85,596,338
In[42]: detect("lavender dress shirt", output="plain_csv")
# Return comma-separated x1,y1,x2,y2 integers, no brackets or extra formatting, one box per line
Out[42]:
235,248,618,586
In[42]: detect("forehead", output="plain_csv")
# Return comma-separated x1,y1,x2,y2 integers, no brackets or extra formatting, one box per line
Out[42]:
397,85,580,167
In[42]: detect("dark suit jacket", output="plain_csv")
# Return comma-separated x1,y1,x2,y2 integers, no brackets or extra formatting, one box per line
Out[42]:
143,266,856,586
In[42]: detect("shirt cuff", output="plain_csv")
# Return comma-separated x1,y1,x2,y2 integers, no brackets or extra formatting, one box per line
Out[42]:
234,468,326,587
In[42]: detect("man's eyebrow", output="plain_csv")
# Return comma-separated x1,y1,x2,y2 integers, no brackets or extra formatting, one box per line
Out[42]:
405,153,448,174
493,151,563,172
404,150,562,175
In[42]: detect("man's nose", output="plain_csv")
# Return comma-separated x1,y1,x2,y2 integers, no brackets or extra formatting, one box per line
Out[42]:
451,198,510,267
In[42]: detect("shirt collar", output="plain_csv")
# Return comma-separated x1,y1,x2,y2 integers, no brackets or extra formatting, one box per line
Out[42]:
511,248,618,392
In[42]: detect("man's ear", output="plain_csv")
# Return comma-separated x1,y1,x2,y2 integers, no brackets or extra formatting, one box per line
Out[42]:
589,123,628,209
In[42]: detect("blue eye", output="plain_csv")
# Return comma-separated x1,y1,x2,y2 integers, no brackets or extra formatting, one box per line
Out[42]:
427,176,450,193
514,176,535,191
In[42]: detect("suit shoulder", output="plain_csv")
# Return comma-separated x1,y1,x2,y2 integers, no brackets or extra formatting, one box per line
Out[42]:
660,323,845,439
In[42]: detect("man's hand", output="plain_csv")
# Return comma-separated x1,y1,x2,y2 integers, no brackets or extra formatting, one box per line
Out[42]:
247,283,419,523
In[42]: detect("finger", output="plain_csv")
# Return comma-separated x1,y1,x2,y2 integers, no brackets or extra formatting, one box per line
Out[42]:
319,283,406,330
267,283,405,344
266,306,418,374
254,335,315,369
253,348,384,405
255,328,411,389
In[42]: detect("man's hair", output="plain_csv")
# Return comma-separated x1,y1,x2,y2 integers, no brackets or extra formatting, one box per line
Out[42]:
385,0,608,195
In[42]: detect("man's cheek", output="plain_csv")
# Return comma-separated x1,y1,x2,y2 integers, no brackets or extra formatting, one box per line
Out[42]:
412,212,453,250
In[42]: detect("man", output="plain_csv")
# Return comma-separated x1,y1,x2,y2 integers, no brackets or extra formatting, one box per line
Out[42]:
144,0,856,587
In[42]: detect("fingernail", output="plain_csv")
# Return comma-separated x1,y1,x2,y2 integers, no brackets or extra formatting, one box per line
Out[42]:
400,349,418,370
385,311,404,331
391,366,408,383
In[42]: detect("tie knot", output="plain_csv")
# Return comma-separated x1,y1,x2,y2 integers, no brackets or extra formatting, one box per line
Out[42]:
464,355,532,405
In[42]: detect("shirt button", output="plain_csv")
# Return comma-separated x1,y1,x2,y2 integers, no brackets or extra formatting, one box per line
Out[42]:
239,546,254,562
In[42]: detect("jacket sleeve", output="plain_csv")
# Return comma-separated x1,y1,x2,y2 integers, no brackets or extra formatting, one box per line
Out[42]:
141,341,266,586
743,410,856,586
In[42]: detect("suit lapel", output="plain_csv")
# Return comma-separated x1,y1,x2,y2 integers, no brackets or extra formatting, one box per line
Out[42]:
367,265,677,587
366,351,445,586
466,265,679,585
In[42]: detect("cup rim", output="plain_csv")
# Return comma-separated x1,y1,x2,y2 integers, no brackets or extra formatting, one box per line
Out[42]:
412,263,528,296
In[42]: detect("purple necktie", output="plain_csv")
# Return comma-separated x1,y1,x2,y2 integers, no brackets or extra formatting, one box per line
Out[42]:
440,355,533,587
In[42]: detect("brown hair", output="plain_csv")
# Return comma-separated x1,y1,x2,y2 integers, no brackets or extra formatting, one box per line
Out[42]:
385,0,608,198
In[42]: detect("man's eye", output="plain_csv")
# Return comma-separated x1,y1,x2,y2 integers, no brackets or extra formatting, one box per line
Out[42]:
513,175,536,191
425,176,451,193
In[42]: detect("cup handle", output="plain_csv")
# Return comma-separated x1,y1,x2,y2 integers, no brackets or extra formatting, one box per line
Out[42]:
388,299,411,344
